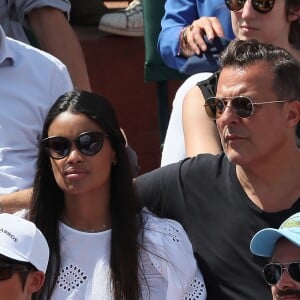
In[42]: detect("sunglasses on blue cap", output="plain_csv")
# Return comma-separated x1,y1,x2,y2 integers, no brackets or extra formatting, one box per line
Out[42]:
263,262,300,285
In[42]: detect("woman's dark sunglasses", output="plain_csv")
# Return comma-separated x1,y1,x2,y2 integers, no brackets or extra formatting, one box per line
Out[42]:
263,262,300,285
0,263,32,280
225,0,275,13
204,96,286,119
42,131,109,160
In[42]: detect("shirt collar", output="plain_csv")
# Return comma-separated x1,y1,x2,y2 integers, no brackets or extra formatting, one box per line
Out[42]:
0,25,14,66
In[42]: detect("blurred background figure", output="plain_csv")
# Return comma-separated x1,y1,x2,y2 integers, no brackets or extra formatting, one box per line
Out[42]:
98,0,144,37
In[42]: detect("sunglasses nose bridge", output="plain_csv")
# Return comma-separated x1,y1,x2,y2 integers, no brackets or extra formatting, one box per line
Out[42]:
240,0,257,17
65,140,84,160
275,266,295,287
218,100,238,118
61,140,81,160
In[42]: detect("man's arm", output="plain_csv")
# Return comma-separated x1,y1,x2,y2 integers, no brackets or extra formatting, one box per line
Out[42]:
28,7,91,91
0,188,32,213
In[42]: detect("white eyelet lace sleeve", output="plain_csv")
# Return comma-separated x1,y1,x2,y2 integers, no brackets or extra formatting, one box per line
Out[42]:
139,209,207,299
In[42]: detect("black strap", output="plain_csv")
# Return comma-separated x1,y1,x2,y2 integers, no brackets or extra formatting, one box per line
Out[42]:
196,71,220,100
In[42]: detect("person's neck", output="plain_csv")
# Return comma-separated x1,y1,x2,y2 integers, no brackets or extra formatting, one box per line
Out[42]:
62,191,112,232
62,213,111,232
236,148,300,212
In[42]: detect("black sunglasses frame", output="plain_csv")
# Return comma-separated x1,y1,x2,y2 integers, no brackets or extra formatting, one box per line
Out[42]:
42,131,109,160
263,262,300,285
0,263,32,281
204,96,286,120
225,0,275,14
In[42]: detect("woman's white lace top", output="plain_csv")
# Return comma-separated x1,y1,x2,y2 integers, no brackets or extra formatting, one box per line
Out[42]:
50,209,206,299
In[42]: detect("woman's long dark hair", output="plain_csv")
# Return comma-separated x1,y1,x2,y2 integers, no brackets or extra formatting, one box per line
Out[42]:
30,90,143,299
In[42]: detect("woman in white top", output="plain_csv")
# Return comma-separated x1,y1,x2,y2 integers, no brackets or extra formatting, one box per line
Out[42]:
29,90,206,300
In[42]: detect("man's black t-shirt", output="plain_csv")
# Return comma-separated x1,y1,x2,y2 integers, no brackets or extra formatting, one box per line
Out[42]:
136,154,300,299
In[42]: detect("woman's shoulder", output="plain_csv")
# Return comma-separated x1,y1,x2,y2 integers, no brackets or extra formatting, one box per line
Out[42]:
142,209,187,238
141,208,194,262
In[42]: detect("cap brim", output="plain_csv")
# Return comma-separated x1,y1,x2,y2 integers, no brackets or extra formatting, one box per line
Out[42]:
250,228,300,257
0,245,29,264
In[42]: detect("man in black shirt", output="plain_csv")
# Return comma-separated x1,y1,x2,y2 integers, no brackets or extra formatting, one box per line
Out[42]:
136,39,300,299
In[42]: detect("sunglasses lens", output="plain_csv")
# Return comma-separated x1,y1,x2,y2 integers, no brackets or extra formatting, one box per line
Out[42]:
225,0,246,11
76,132,104,156
231,96,253,118
288,263,300,282
43,132,106,159
43,137,70,159
264,264,282,285
205,96,253,119
205,98,225,119
205,98,217,119
252,0,275,13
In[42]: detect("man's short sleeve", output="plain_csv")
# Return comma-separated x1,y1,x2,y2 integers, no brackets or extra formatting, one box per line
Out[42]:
9,0,71,25
135,161,187,223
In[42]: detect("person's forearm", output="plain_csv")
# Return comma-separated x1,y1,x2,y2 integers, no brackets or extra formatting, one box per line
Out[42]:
158,27,187,70
0,188,32,213
28,7,91,91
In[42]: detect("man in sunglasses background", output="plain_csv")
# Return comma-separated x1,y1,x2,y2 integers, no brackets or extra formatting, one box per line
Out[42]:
0,213,49,299
250,212,300,299
135,39,300,299
160,0,300,167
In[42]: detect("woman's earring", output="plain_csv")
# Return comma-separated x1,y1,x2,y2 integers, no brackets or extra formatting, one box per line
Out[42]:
112,160,117,167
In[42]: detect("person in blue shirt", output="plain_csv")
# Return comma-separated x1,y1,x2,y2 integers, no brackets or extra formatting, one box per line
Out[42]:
158,0,234,73
158,0,235,166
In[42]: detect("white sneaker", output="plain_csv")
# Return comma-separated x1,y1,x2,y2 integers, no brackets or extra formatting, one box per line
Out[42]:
98,0,144,37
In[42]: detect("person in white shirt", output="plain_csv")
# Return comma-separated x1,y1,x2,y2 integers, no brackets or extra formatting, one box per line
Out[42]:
0,25,73,212
0,0,90,90
29,90,206,299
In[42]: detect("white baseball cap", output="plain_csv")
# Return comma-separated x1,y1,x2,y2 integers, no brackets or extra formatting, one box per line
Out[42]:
0,213,49,273
250,212,300,257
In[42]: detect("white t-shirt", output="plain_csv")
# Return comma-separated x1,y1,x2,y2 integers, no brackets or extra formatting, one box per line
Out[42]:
50,209,206,299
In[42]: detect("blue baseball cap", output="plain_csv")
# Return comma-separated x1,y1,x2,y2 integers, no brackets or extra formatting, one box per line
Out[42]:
250,213,300,257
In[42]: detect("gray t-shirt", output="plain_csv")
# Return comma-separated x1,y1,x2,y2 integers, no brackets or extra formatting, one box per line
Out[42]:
0,0,70,43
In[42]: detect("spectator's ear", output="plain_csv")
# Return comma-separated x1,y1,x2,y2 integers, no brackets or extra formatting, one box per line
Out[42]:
288,6,300,22
285,100,300,128
26,271,45,294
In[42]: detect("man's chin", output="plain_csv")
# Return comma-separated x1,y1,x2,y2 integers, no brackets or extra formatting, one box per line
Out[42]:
224,150,247,165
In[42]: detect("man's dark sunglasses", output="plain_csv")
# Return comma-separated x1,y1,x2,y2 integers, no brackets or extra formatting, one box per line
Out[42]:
225,0,275,13
204,96,286,119
264,262,300,285
0,263,32,280
42,131,109,160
